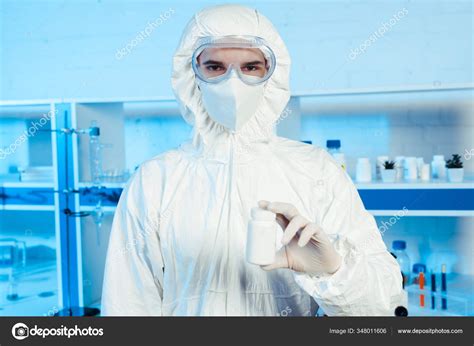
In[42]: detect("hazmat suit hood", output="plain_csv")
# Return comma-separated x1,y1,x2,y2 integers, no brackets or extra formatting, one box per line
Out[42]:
172,4,291,151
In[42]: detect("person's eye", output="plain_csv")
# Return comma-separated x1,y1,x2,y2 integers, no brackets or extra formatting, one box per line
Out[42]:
242,65,260,72
206,65,224,71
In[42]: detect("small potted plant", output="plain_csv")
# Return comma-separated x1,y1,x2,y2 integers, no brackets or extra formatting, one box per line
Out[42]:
381,160,396,183
446,154,464,182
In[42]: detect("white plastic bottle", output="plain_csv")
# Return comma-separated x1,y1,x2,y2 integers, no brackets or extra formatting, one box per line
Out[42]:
392,240,411,287
420,163,431,181
431,155,446,180
246,207,277,266
403,157,418,181
356,158,372,182
395,156,405,182
416,157,425,178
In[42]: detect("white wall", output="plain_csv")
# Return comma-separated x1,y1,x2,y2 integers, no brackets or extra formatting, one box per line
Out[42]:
0,0,472,100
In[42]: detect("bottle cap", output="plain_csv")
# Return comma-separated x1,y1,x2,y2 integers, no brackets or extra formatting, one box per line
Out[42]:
326,140,341,149
392,240,406,250
412,263,426,274
251,207,275,221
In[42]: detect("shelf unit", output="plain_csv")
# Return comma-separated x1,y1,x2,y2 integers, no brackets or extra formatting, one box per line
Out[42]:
0,101,63,316
356,180,474,217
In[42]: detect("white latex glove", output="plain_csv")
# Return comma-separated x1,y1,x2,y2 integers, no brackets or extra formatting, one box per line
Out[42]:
258,200,342,276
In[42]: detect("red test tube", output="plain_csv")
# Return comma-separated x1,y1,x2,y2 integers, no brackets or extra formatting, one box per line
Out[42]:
419,272,425,308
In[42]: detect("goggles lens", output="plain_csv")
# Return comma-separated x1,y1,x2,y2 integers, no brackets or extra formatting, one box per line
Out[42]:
192,36,276,85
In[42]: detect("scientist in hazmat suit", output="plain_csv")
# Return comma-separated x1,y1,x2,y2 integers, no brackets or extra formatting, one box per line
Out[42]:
101,4,406,316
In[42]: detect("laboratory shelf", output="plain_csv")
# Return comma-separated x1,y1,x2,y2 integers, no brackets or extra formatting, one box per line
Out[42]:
73,180,474,218
358,187,474,216
355,179,474,189
78,186,122,207
0,181,55,188
77,182,126,189
355,179,474,217
0,185,56,211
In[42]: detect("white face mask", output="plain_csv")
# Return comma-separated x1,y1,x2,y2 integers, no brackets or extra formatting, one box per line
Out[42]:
198,74,265,132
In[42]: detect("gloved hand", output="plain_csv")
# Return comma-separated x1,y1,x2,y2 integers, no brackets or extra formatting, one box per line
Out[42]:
258,200,342,276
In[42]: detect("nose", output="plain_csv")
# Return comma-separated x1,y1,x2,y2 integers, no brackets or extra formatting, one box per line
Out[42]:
227,65,240,79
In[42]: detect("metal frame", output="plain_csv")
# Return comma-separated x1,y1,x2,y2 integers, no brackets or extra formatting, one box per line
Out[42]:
54,103,82,310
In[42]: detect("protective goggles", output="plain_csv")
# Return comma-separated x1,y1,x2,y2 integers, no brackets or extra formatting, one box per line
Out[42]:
192,35,276,85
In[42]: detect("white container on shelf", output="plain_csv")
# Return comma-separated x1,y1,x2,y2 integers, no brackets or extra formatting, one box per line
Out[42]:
420,163,431,182
447,168,464,183
356,158,372,182
404,157,418,181
381,168,396,183
416,157,425,178
395,156,405,181
431,155,447,180
376,156,389,180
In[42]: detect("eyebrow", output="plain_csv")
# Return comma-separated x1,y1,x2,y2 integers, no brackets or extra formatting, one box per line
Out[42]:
242,61,265,65
202,59,265,65
202,60,224,65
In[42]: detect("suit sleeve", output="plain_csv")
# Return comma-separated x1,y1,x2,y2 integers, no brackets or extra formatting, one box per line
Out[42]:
101,164,164,316
293,154,407,316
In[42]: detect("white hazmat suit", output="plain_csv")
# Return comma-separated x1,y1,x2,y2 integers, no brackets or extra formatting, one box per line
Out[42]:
101,4,406,316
